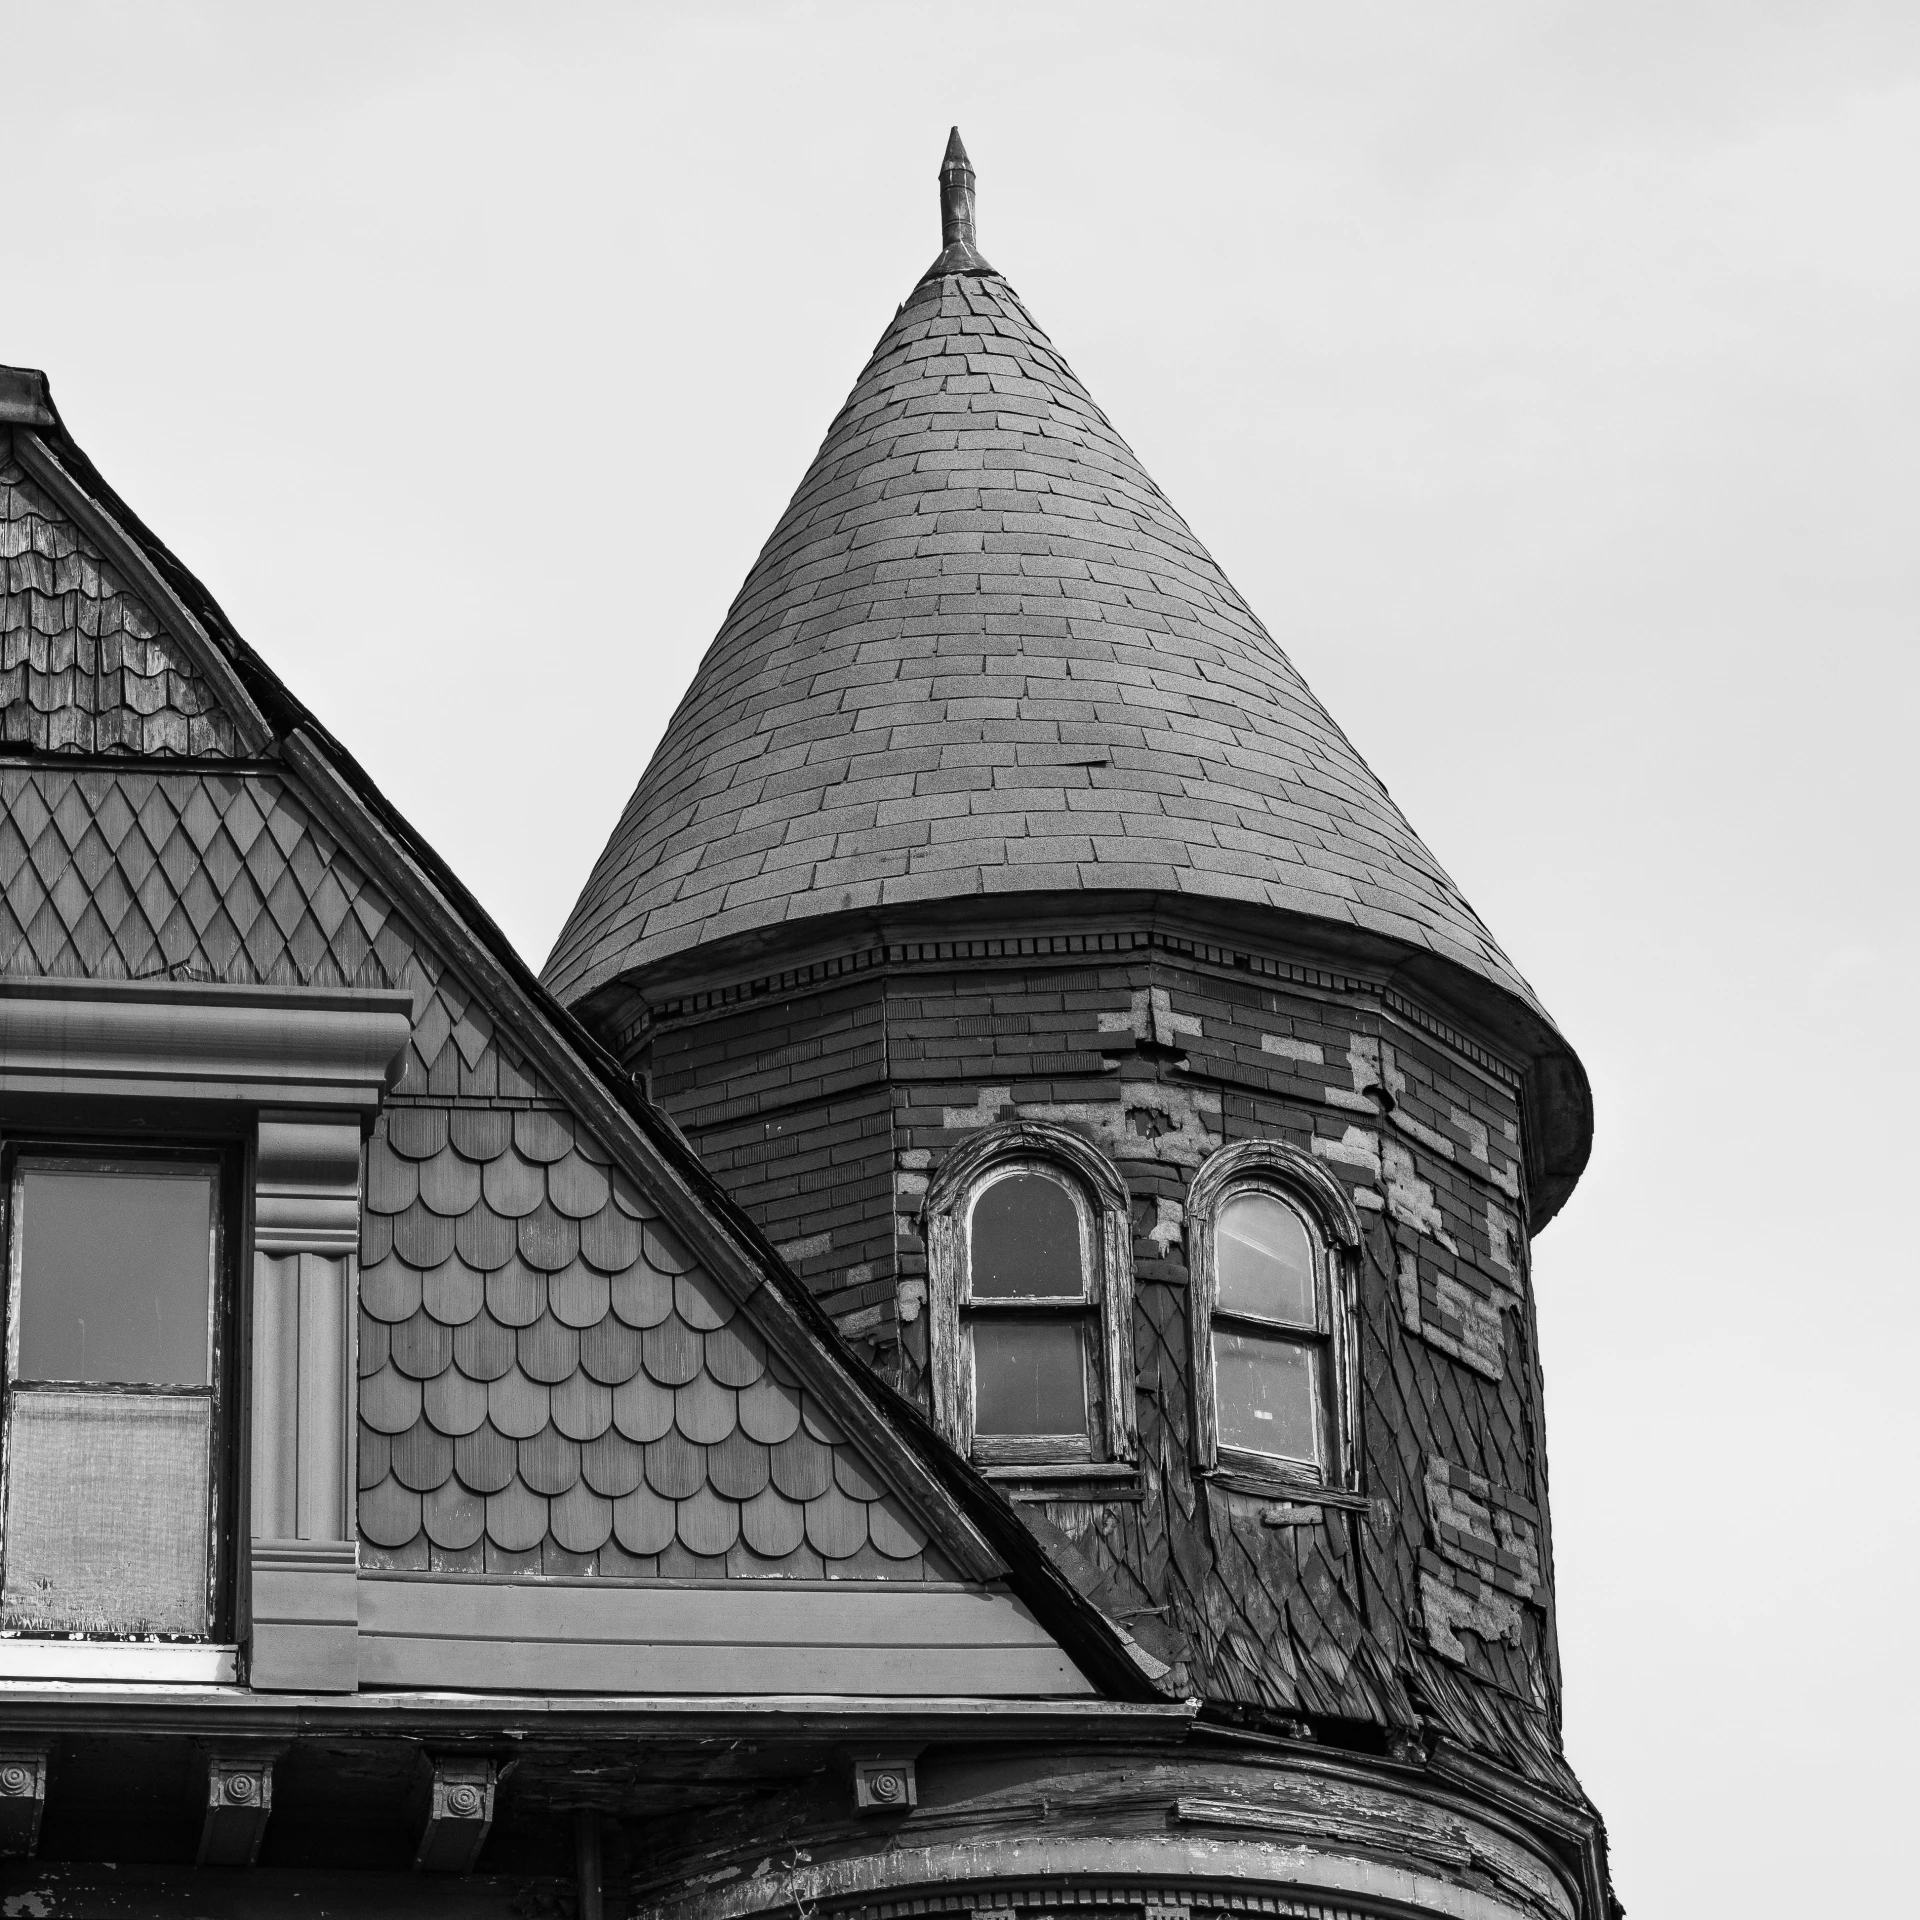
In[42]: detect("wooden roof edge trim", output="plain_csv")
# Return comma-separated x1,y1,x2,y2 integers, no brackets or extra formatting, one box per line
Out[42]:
11,428,276,756
1425,1742,1615,1920
0,1688,1199,1740
278,728,1008,1589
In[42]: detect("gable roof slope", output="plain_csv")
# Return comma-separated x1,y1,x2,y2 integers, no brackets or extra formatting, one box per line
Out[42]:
0,360,1170,1704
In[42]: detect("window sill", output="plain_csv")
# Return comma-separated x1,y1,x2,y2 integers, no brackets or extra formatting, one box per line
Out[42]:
0,1639,238,1684
1201,1466,1371,1512
984,1462,1143,1502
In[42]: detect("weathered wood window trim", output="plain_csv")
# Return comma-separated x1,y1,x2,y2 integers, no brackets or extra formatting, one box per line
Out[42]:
0,1138,243,1656
0,979,410,1689
924,1122,1137,1482
1188,1140,1363,1501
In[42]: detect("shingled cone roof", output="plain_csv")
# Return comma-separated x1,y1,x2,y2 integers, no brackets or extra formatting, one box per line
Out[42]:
546,135,1590,1211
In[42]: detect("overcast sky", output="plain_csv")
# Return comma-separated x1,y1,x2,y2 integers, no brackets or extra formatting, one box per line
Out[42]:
7,5,1916,1911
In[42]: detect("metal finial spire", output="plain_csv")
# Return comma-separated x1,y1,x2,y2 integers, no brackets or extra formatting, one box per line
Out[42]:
926,127,994,279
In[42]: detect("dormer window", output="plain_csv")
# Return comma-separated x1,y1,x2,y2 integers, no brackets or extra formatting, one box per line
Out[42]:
1,1147,234,1640
1188,1140,1361,1496
923,1123,1135,1481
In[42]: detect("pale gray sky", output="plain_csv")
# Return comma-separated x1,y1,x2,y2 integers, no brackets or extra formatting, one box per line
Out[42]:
7,5,1916,1909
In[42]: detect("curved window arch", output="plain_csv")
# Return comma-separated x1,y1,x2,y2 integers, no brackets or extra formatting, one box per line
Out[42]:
923,1123,1136,1474
1188,1140,1361,1493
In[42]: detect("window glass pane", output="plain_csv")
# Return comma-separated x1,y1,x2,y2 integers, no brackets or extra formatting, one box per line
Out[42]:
1215,1191,1316,1328
968,1172,1085,1300
1213,1327,1323,1468
15,1166,215,1385
971,1319,1089,1436
0,1389,210,1635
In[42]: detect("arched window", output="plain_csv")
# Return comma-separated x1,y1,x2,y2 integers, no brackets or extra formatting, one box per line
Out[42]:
1188,1141,1361,1494
923,1124,1135,1478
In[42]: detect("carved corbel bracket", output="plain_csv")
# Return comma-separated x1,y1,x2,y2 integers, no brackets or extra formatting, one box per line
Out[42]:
0,1748,48,1857
415,1757,497,1873
197,1750,277,1867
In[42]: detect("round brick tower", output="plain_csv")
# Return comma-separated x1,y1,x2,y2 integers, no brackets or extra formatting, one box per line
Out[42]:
548,131,1612,1920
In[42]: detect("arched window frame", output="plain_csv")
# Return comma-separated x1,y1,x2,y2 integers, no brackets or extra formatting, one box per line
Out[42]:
1188,1140,1363,1498
922,1122,1137,1477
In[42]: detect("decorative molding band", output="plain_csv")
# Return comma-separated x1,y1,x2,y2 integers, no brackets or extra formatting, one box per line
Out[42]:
628,1831,1574,1920
637,929,1524,1093
0,978,413,1109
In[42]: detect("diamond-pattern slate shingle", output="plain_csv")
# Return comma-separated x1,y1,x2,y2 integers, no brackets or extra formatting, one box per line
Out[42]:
0,764,939,1580
0,437,239,758
544,267,1544,1027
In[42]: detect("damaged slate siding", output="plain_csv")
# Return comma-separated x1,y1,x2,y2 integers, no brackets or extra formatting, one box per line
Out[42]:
630,920,1564,1780
0,444,238,758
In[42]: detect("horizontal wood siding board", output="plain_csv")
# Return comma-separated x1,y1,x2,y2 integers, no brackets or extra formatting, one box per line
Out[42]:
358,1576,1065,1650
357,1634,1091,1697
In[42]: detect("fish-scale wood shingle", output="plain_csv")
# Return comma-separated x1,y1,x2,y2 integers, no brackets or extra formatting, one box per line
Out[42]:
544,268,1544,1029
359,1102,941,1579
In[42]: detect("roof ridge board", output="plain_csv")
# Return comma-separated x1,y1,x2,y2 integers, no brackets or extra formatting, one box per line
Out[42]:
280,726,1170,1701
10,427,275,756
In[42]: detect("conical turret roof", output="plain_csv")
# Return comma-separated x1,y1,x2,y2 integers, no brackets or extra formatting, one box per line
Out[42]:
545,136,1588,1211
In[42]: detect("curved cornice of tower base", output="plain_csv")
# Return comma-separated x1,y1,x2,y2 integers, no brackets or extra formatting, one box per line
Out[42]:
575,891,1591,1232
632,1826,1575,1920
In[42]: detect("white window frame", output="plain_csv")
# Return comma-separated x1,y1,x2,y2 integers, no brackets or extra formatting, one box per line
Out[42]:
1188,1139,1363,1498
923,1122,1136,1478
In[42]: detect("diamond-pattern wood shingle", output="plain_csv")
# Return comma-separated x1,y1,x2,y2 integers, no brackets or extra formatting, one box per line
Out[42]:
0,438,238,758
544,266,1544,1029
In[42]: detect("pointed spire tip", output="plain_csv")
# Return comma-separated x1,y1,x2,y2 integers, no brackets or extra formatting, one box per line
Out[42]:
930,126,993,279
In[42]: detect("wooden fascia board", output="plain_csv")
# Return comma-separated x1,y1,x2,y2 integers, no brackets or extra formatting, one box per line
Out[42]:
12,429,275,756
279,730,1008,1588
0,1687,1195,1743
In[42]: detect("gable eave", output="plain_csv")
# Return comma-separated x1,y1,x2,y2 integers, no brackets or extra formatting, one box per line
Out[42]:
276,726,1174,1705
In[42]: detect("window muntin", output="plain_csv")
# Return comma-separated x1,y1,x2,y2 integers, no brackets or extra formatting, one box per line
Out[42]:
961,1165,1096,1457
2,1152,227,1639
